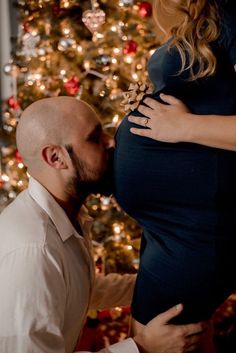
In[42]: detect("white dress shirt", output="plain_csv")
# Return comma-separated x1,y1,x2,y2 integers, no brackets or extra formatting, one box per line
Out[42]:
0,177,138,353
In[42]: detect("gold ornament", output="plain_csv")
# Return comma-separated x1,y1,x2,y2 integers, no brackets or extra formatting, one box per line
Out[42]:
121,82,153,112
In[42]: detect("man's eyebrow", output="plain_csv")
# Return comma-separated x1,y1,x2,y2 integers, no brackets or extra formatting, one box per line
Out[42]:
86,123,102,139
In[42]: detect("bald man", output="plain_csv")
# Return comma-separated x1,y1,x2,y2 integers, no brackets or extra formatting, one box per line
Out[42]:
0,97,203,353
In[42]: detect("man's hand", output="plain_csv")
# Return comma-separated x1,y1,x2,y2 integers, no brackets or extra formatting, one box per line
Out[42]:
133,304,204,353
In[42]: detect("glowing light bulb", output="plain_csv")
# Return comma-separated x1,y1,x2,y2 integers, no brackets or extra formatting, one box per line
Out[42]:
132,73,139,81
113,224,121,234
62,27,70,35
17,180,24,187
111,25,117,32
124,55,133,64
18,163,24,169
1,174,10,182
34,74,42,80
84,61,90,70
113,114,119,124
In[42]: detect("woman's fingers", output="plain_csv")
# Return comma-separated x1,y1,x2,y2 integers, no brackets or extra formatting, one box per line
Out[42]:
137,104,155,117
143,97,162,109
159,93,182,105
130,127,152,137
142,95,181,109
160,93,191,112
128,115,150,127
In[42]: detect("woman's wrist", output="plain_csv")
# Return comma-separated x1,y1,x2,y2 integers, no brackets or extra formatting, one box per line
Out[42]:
179,112,195,143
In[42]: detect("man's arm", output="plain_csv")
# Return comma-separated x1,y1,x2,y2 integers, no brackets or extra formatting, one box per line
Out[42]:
76,305,204,353
89,273,136,310
0,246,66,353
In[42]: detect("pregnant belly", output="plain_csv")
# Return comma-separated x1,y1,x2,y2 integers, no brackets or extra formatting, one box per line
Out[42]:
114,114,236,243
114,122,218,215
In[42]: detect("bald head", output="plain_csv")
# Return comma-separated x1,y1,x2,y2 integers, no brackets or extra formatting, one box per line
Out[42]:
16,96,96,171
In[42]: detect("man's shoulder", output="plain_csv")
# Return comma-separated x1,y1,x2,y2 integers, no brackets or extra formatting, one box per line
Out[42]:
0,189,52,254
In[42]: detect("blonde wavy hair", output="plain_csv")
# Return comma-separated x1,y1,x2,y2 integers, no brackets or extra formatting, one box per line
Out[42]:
153,0,220,80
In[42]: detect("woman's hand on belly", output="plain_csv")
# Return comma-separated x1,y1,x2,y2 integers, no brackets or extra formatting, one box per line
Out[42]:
128,93,191,143
128,92,236,151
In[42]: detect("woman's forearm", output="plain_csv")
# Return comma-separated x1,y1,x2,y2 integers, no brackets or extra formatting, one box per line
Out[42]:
184,113,236,151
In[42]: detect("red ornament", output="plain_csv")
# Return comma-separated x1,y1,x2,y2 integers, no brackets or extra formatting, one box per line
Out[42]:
138,1,152,17
7,96,21,110
124,40,138,55
97,309,111,320
23,21,31,33
15,150,23,163
64,76,80,95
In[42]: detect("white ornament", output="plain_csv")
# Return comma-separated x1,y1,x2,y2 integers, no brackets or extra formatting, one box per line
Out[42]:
21,33,40,57
82,9,106,33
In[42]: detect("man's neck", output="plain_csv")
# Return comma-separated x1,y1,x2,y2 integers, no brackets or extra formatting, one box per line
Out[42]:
55,196,85,234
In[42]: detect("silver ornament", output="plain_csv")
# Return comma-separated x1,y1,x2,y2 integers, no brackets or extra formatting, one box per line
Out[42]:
58,38,75,51
119,0,134,6
96,54,111,66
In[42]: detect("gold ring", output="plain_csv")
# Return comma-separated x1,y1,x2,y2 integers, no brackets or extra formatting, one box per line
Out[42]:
144,118,149,127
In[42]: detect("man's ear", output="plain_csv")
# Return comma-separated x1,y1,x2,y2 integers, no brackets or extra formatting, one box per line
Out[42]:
41,145,68,169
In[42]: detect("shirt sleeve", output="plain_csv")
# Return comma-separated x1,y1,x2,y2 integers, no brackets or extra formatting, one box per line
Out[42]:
0,245,67,353
75,338,139,353
89,273,136,310
219,3,236,65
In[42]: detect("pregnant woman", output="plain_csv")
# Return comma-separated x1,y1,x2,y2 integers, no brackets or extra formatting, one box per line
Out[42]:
114,0,236,336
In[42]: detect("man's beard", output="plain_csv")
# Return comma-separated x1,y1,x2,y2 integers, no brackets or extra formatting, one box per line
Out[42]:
65,146,114,202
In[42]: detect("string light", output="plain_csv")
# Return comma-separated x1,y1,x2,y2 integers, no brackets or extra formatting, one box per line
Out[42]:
1,174,10,182
77,45,83,53
124,55,133,63
84,60,91,70
62,28,71,36
111,25,117,32
113,48,120,54
132,73,139,81
112,114,119,124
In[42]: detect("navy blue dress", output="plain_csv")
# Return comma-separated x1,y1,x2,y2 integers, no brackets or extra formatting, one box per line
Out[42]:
114,3,236,324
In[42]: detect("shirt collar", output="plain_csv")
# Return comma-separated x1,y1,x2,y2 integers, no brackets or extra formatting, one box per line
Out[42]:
28,177,92,242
